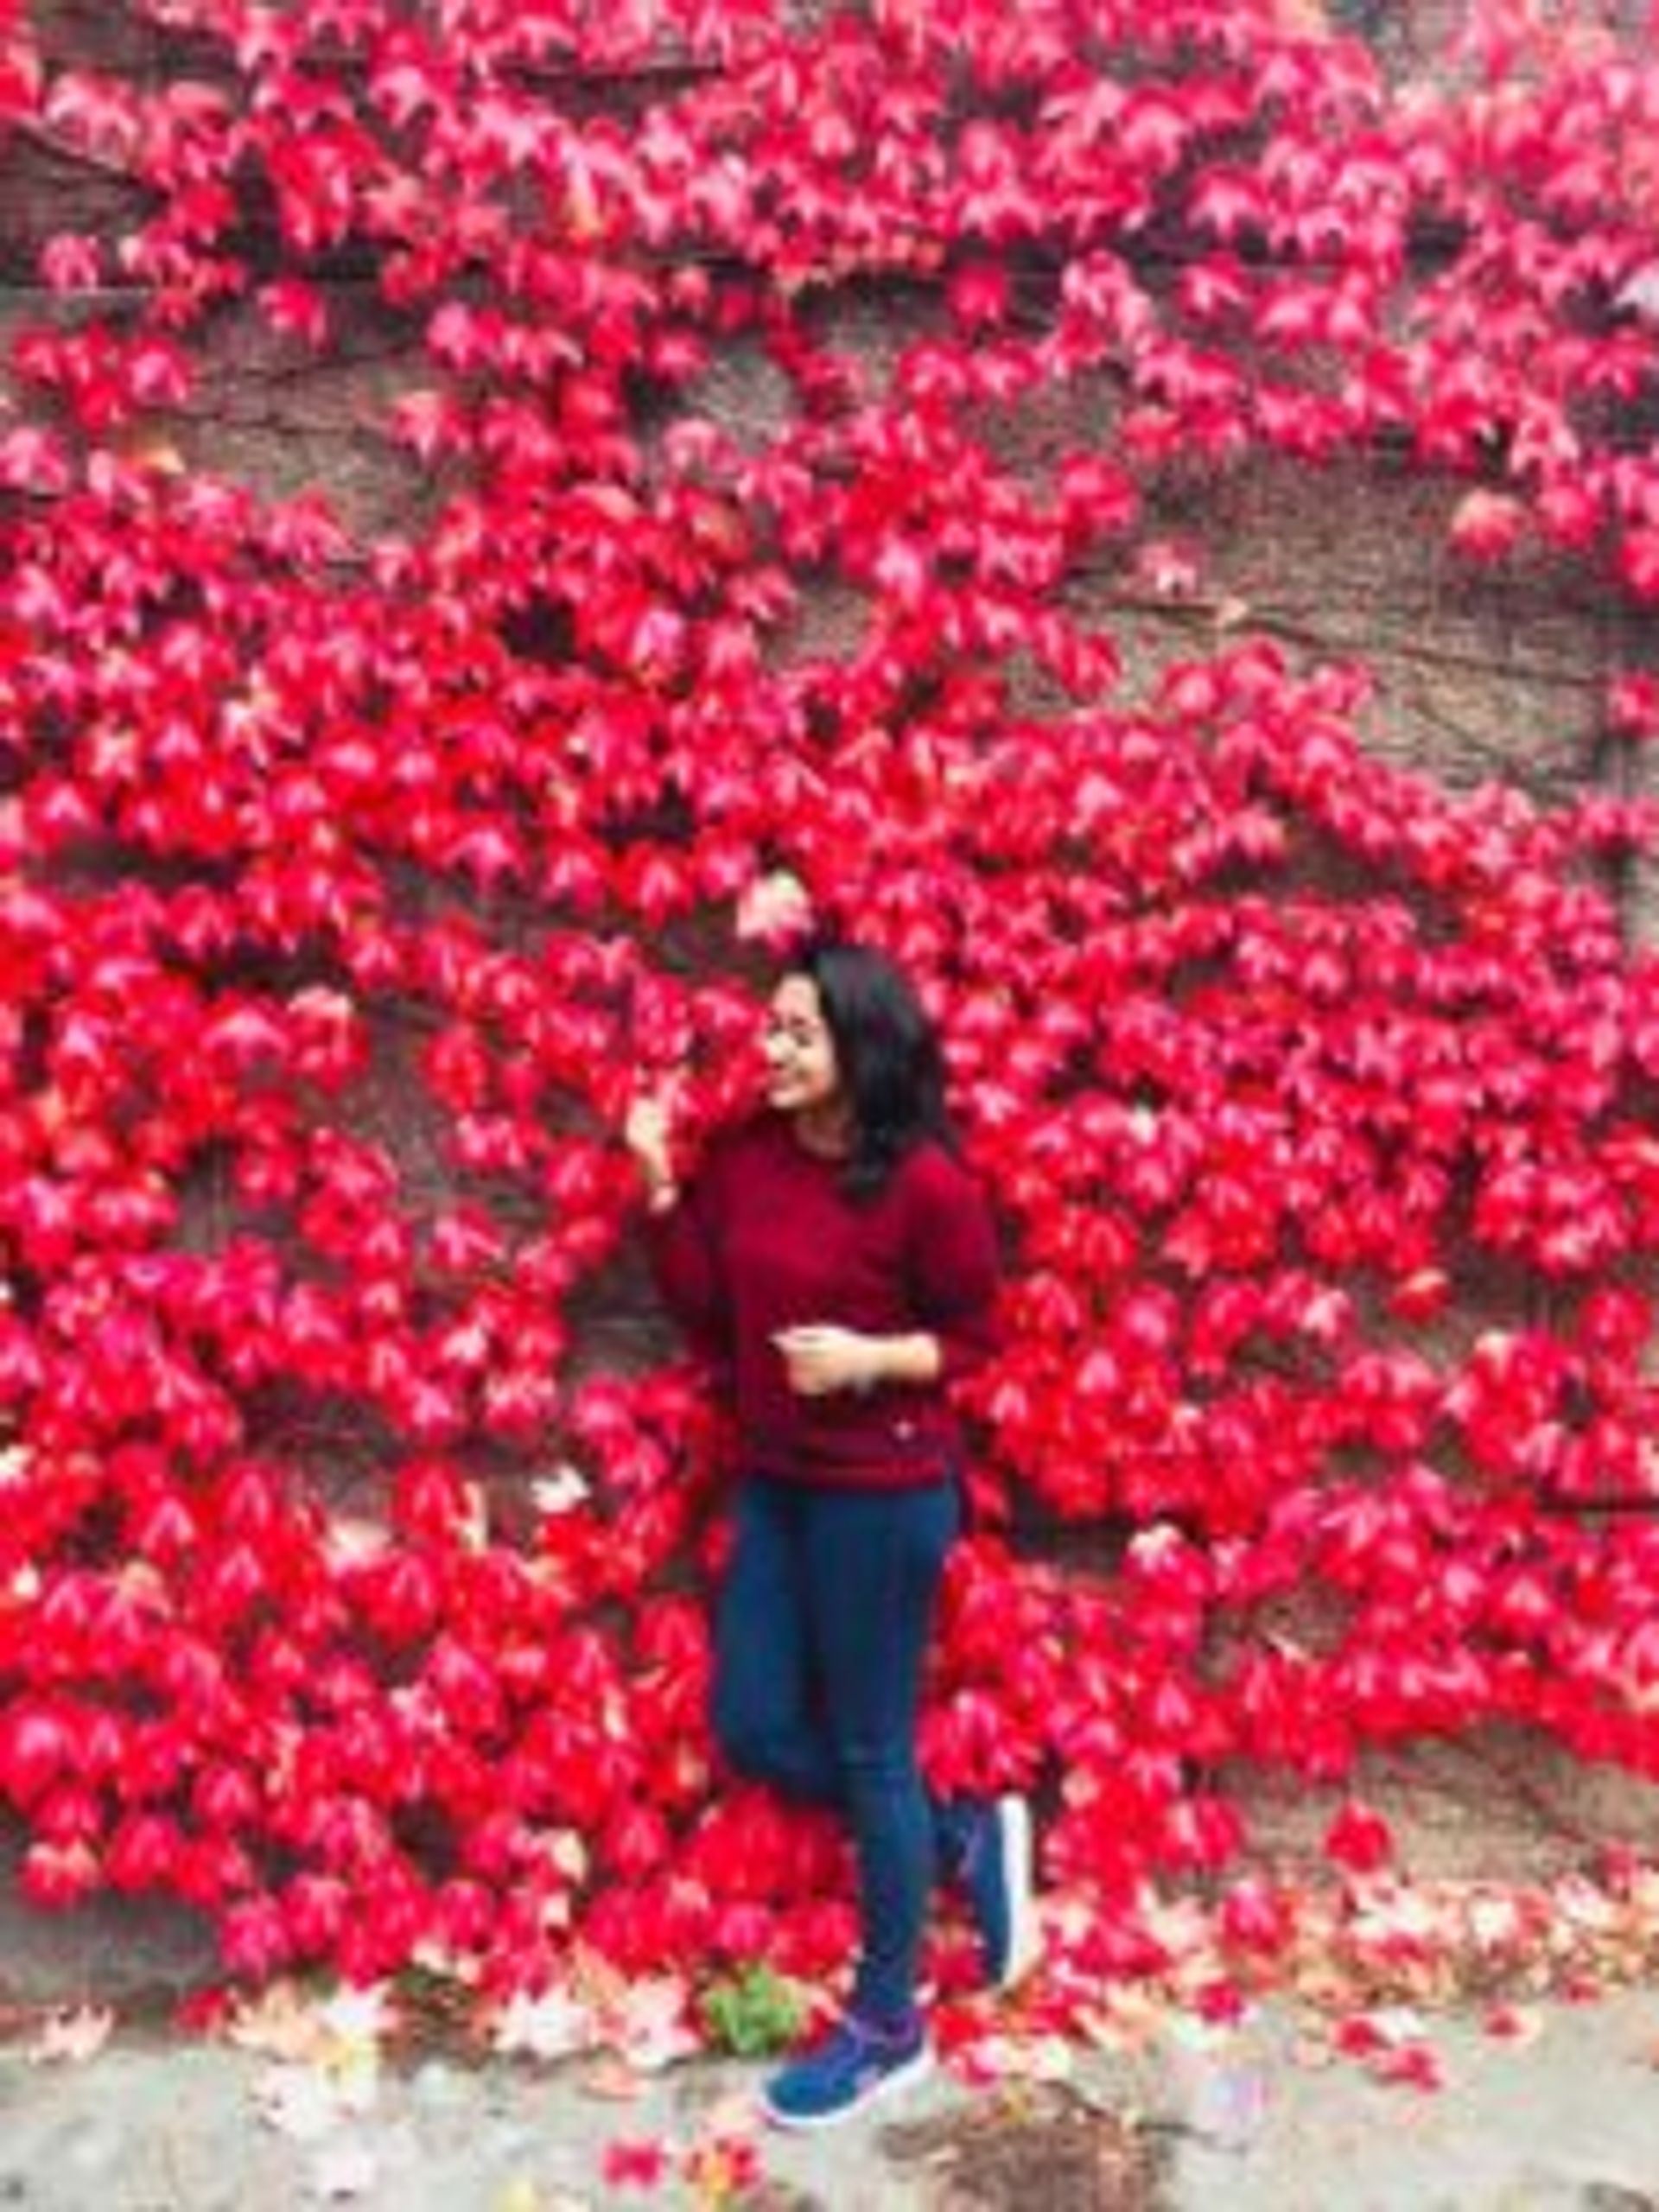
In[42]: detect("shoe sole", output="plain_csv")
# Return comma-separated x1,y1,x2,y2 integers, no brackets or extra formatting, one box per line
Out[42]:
993,1795,1040,1991
760,2044,934,2133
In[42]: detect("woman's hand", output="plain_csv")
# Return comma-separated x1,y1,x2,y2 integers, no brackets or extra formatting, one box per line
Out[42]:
772,1325,881,1396
624,1084,680,1211
775,1326,943,1395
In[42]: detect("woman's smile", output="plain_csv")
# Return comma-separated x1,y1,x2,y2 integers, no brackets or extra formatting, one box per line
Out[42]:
764,976,841,1112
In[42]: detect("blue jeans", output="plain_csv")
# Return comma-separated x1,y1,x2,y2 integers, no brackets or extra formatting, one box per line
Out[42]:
711,1474,962,2025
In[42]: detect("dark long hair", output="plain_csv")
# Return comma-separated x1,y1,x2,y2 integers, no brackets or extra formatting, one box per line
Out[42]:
789,939,957,1198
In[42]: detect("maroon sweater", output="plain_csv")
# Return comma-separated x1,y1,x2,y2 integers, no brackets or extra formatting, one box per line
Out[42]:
645,1109,1001,1488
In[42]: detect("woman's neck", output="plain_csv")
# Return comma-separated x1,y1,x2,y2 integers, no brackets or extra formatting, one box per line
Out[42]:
790,1101,853,1158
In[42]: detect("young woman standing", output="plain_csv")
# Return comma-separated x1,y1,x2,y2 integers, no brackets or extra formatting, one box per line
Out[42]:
625,939,1036,2130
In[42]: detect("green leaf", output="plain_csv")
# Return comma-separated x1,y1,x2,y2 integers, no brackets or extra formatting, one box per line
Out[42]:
698,1964,809,2059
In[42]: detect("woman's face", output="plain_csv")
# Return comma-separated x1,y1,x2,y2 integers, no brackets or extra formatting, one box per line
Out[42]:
763,975,842,1116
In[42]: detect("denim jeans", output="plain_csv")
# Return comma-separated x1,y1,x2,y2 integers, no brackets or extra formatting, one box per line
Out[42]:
710,1473,962,2024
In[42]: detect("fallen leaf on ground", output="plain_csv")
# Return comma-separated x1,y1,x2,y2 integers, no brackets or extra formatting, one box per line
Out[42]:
493,2185,596,2212
226,1982,323,2063
253,2060,378,2141
315,1986,397,2049
1483,2004,1543,2046
681,2126,763,2204
308,2137,379,2202
228,1982,392,2088
25,2005,115,2066
601,2137,671,2190
1333,2007,1427,2057
950,2031,1075,2088
613,1976,697,2072
493,2180,557,2212
1290,2032,1336,2069
581,2054,646,2101
489,1986,594,2064
692,2088,762,2140
1369,2044,1446,2093
884,2084,1162,2212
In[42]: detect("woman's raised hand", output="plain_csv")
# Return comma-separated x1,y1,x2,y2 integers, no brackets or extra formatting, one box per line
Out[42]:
624,1083,680,1211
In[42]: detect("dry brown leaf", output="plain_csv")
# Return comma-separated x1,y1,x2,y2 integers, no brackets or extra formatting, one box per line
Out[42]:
611,1975,696,2072
700,2088,761,2139
26,2005,116,2067
226,1982,328,2063
1291,2032,1336,2070
252,2063,375,2142
579,2054,645,2102
488,1986,594,2064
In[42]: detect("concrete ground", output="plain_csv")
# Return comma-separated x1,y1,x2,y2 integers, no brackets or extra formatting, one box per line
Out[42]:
3,1842,1658,2209
2,1987,1657,2209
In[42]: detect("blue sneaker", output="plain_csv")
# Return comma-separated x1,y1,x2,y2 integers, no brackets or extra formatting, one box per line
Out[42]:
959,1795,1039,1990
760,2012,932,2131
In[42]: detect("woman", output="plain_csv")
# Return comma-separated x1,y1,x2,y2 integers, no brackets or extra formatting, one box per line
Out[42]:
625,938,1035,2130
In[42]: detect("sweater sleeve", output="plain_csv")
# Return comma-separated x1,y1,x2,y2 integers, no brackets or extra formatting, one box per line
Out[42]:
642,1136,734,1368
904,1147,1002,1382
